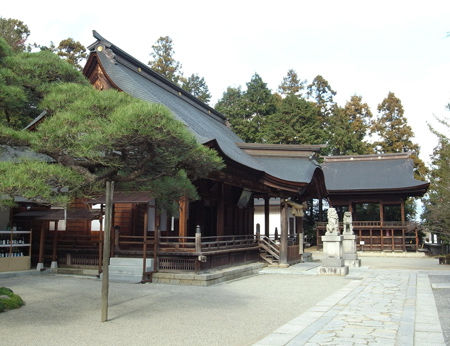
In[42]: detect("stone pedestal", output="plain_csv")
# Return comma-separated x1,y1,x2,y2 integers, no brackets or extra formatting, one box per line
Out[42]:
342,234,361,267
50,261,58,270
36,262,44,271
319,234,349,276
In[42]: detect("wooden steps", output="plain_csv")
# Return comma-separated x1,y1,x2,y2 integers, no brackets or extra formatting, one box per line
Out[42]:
258,236,280,265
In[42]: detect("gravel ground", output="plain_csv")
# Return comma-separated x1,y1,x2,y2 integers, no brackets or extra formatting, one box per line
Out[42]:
0,272,347,346
430,274,450,345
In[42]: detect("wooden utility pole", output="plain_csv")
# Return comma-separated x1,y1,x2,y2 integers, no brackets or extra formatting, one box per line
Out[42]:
101,181,114,322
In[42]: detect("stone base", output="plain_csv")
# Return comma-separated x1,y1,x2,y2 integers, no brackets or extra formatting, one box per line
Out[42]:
153,262,265,286
318,265,349,276
343,253,358,260
302,252,313,262
50,261,58,270
36,262,44,271
344,259,361,267
321,257,345,267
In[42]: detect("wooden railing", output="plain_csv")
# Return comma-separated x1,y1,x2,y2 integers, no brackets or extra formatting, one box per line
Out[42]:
200,235,257,252
258,235,280,261
315,221,419,251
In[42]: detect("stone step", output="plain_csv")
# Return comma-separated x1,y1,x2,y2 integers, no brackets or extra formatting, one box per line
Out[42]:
110,257,152,266
108,257,154,283
109,265,152,275
109,273,143,283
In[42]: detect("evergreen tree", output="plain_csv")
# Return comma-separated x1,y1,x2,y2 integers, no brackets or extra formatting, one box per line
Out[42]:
0,82,223,208
181,73,211,104
215,87,248,120
306,75,336,118
0,17,30,52
245,73,277,117
372,92,427,179
422,114,450,240
148,36,183,85
215,74,276,142
328,95,373,155
55,38,87,71
278,69,305,97
262,95,325,145
0,38,87,129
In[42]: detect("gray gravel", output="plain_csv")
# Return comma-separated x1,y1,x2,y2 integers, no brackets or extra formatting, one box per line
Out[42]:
0,272,347,346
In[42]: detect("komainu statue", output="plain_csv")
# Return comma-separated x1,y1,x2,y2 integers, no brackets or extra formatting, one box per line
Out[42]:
343,211,354,234
326,208,340,235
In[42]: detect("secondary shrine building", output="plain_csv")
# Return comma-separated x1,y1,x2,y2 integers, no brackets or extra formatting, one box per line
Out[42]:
316,153,429,251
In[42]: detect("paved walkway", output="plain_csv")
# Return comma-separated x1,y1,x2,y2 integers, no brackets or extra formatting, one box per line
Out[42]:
256,259,449,346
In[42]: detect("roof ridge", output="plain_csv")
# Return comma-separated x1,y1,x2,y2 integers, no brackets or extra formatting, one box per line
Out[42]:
323,152,412,162
89,30,227,123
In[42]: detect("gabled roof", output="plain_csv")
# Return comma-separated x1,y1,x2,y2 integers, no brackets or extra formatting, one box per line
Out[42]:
322,153,429,196
83,31,325,196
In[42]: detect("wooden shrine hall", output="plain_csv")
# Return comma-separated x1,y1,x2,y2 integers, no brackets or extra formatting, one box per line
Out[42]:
316,153,429,251
5,31,327,276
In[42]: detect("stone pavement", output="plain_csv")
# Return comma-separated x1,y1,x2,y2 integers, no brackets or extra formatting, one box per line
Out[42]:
430,274,450,345
255,263,448,346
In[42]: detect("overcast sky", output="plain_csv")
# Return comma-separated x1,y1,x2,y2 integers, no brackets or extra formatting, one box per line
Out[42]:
3,0,450,164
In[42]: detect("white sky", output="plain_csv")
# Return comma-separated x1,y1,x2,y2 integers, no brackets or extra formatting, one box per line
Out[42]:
3,0,450,165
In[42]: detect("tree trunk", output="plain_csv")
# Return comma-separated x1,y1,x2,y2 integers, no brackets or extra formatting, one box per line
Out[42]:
101,181,114,322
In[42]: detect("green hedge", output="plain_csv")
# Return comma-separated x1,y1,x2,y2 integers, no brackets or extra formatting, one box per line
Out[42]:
0,287,24,312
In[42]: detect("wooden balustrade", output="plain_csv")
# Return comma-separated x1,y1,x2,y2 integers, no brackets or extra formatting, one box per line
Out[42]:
315,221,419,252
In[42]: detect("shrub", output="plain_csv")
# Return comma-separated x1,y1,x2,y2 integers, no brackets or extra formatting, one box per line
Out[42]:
0,287,24,312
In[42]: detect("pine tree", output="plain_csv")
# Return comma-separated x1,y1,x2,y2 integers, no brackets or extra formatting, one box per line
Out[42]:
0,38,87,129
55,38,87,71
148,36,183,85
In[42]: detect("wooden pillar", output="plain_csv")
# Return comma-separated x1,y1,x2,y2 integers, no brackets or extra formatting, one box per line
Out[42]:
217,183,224,237
379,201,384,225
101,180,114,322
179,196,189,238
51,220,59,262
264,196,270,237
142,207,148,281
296,216,303,254
280,201,288,265
415,227,419,251
98,205,103,274
348,202,353,213
37,222,47,269
400,199,405,223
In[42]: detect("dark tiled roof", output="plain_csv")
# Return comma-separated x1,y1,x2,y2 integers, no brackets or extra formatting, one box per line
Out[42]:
88,31,319,185
322,157,428,193
253,156,320,183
